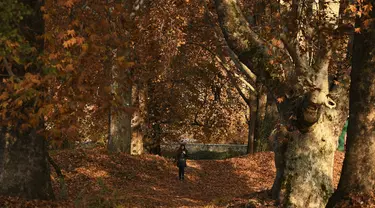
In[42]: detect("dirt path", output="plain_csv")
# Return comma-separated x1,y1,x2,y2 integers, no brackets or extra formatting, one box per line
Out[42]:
0,147,344,208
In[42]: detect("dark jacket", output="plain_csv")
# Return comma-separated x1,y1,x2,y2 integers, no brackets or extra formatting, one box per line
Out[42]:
176,149,188,167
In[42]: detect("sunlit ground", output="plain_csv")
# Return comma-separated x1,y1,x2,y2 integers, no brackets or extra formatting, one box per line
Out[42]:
0,147,345,208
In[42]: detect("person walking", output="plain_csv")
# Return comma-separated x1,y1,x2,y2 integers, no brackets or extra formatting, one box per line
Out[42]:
176,144,188,181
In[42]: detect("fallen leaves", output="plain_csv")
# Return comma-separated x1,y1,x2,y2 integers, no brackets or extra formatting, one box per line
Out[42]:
0,147,346,208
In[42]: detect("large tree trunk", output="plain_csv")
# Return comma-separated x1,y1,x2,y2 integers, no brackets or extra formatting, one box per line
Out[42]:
107,48,132,153
0,129,54,199
326,8,375,208
267,82,348,207
282,117,341,207
0,0,54,199
268,81,348,207
108,77,132,153
107,0,149,153
213,0,349,206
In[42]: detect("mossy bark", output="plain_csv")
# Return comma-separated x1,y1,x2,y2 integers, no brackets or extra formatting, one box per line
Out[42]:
272,81,348,207
283,122,336,207
214,1,349,207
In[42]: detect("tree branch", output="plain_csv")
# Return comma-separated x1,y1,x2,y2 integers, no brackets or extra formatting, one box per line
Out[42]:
2,58,15,77
47,153,64,178
225,47,256,83
233,71,254,91
214,0,288,97
214,0,268,55
280,34,306,72
183,42,253,105
2,58,21,82
200,0,257,86
184,41,256,93
226,68,251,106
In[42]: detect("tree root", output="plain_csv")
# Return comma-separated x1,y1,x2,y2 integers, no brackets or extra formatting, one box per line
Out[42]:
48,152,68,199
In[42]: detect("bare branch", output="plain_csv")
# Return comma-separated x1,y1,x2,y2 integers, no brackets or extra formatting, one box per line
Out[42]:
2,58,21,82
2,58,15,77
214,0,270,56
225,47,256,83
226,69,251,106
212,54,256,93
184,42,257,93
280,34,305,71
48,153,64,178
233,71,255,91
183,42,253,105
200,0,257,87
214,0,288,97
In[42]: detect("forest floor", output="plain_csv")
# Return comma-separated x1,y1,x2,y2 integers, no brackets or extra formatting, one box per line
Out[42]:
0,147,345,208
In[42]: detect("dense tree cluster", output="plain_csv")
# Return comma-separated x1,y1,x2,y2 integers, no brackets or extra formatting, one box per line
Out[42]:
1,0,375,207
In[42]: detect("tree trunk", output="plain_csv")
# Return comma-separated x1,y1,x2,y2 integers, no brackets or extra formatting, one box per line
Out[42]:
264,95,279,151
283,121,339,207
131,83,146,155
143,80,162,155
326,9,375,207
270,124,288,203
273,82,349,207
0,129,54,200
107,0,152,154
107,48,132,153
149,122,162,155
268,86,348,207
108,79,132,153
247,94,257,154
0,0,54,199
213,0,349,206
254,82,267,152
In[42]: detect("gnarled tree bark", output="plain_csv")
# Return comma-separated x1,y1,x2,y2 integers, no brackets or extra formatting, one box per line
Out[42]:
213,0,349,206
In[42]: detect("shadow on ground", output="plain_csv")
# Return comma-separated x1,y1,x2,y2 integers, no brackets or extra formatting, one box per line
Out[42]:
48,147,278,207
0,147,345,208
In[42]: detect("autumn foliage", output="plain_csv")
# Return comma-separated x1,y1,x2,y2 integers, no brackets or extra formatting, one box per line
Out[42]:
2,0,375,206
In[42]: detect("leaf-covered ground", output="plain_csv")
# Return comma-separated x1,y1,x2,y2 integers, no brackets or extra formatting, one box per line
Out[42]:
0,147,345,208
